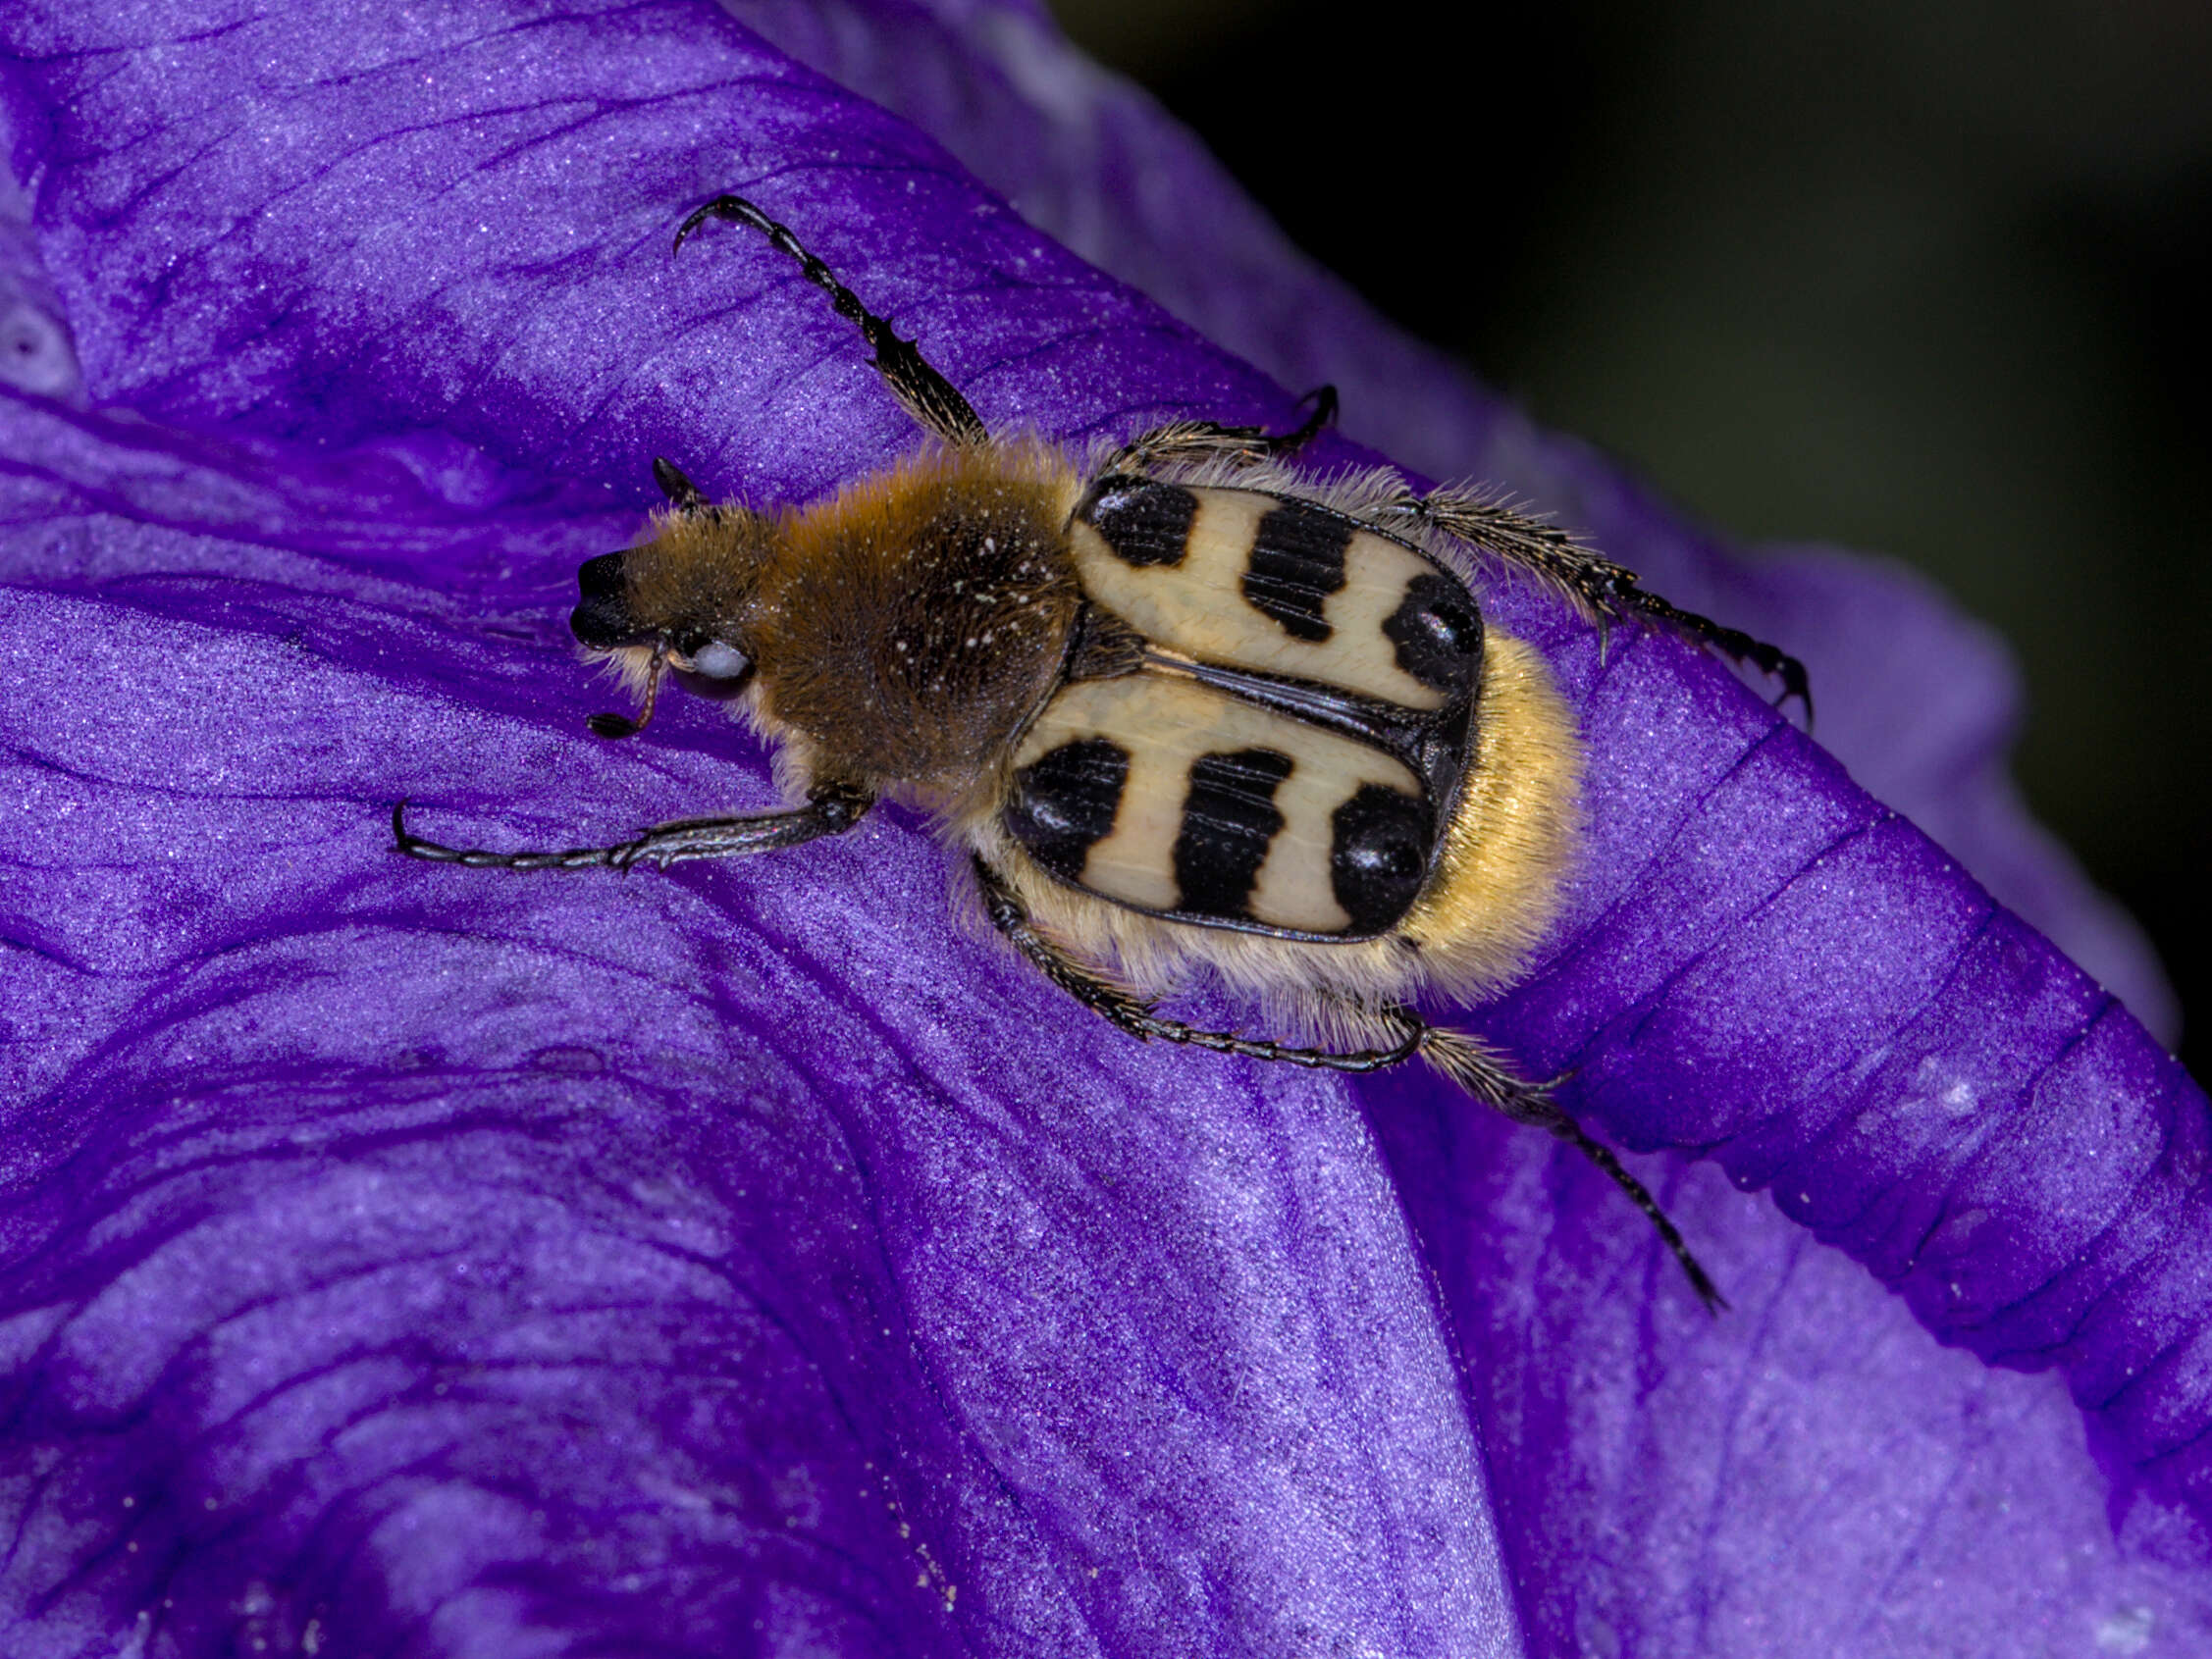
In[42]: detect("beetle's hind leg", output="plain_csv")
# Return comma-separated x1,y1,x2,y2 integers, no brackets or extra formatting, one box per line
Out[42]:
674,192,988,448
974,858,1721,1309
1411,1023,1724,1313
1380,484,1811,722
1103,385,1339,476
1279,995,1721,1311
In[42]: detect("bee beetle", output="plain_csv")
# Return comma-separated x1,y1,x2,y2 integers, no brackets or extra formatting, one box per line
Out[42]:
395,192,1812,1311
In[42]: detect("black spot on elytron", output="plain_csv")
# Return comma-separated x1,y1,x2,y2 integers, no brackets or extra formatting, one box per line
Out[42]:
1006,738,1130,881
1383,573,1484,694
1080,475,1197,567
1244,503,1351,642
1172,748,1296,918
1331,784,1434,935
570,551,646,648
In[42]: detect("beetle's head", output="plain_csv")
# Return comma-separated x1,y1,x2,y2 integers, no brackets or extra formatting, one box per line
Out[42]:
571,458,770,739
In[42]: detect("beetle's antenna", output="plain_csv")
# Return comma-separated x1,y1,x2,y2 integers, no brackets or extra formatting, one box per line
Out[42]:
652,456,711,515
588,640,669,740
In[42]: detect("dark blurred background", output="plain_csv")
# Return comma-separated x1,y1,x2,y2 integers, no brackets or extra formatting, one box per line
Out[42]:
1049,0,2211,1074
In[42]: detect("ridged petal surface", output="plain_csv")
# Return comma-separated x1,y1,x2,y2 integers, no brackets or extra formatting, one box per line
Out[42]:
0,2,2204,1655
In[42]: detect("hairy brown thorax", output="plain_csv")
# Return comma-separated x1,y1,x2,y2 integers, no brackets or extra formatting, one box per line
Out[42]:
738,443,1084,796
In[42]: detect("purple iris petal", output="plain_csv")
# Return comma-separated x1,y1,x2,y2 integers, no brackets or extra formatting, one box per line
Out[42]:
0,4,2205,1658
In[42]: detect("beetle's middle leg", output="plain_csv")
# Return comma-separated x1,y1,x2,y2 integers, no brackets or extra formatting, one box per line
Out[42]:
1375,483,1811,720
1102,385,1338,476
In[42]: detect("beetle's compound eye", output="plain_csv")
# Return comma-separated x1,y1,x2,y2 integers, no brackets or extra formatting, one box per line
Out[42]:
571,551,649,649
687,640,752,681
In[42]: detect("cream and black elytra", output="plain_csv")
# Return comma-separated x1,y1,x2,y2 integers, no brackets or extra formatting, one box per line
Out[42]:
395,192,1812,1311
